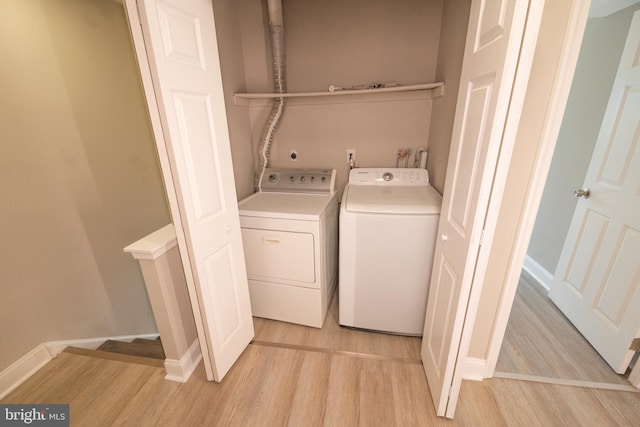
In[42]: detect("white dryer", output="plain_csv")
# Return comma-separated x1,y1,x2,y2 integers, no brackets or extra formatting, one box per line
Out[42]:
339,168,442,335
238,168,338,328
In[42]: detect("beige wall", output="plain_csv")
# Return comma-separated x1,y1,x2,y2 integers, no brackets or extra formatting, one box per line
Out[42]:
427,0,471,193
235,0,447,193
526,3,640,274
468,0,575,359
213,0,258,200
0,0,170,371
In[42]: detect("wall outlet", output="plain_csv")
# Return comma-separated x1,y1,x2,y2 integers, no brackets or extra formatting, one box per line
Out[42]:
289,150,298,161
346,149,356,164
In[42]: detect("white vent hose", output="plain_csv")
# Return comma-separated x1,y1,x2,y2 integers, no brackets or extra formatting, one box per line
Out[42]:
255,0,287,190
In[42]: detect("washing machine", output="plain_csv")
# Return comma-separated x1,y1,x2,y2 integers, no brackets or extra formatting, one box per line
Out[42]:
339,168,442,335
238,168,338,328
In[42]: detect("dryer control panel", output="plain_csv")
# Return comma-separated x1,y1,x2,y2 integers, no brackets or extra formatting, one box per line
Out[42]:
260,168,336,194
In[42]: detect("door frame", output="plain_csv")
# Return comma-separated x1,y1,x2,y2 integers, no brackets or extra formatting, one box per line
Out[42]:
547,8,640,374
484,0,640,383
483,0,606,377
123,0,637,396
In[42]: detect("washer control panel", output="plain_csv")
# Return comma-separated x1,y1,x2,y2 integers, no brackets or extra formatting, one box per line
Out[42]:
260,168,336,194
348,168,429,185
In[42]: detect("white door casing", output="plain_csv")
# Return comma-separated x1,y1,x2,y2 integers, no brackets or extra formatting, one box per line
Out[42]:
482,0,591,379
549,10,640,374
421,0,539,418
125,0,556,416
136,0,254,381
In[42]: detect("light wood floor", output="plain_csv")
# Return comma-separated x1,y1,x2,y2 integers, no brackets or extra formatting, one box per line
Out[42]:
253,290,422,361
3,290,640,425
496,271,630,385
3,346,640,426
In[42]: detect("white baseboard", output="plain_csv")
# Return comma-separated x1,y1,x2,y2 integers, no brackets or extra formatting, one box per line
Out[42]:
522,255,553,291
0,344,54,400
164,339,202,383
0,333,159,399
629,362,640,389
493,371,640,393
462,357,486,381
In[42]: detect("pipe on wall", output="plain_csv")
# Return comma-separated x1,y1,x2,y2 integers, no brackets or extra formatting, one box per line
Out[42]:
256,0,287,190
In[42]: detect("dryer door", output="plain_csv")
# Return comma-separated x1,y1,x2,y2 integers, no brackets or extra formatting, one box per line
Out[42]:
242,228,316,286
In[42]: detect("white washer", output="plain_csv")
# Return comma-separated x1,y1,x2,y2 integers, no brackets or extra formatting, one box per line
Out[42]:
339,168,442,335
238,168,338,328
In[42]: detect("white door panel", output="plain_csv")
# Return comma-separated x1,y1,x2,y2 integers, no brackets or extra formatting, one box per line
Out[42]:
421,0,535,418
549,11,640,374
138,0,254,381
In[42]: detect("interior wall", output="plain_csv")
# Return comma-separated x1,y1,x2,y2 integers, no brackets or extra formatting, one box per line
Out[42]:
236,0,445,193
0,0,170,372
213,0,258,200
467,0,576,359
526,3,640,274
427,0,472,194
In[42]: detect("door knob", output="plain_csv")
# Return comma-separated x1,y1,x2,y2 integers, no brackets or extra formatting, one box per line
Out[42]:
225,225,232,233
574,188,590,199
441,234,448,242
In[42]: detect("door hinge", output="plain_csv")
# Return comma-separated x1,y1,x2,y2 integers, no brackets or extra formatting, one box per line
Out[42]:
479,229,485,246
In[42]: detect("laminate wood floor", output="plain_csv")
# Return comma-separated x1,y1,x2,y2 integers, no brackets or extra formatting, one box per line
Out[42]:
496,271,629,385
4,289,640,425
253,291,422,362
3,348,640,426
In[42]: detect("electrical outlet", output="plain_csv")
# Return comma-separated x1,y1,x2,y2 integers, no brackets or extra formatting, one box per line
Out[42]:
289,150,298,161
346,149,356,164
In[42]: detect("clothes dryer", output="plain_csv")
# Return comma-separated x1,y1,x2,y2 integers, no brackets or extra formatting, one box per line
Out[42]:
238,168,338,328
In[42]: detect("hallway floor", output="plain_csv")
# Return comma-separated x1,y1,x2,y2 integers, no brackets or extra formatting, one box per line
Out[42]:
3,291,639,425
496,271,630,386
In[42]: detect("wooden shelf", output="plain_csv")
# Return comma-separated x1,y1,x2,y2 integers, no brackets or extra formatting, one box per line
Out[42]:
233,82,444,106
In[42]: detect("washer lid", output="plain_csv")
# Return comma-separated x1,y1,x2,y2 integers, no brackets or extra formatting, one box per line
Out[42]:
344,184,442,214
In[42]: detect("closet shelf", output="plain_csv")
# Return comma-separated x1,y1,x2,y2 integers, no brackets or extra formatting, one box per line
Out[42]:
233,82,444,106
